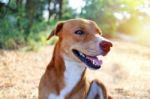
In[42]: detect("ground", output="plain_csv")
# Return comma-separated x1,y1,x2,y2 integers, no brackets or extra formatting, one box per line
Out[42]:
0,40,150,99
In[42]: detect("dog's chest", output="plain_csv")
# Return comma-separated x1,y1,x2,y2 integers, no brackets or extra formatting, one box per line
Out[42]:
48,59,85,99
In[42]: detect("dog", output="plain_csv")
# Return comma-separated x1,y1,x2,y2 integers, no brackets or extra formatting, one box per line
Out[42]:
39,18,113,99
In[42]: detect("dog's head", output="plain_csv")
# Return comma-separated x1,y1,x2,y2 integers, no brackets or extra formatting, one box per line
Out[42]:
48,19,112,70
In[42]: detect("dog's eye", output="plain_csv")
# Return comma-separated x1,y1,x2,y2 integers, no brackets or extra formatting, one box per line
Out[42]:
75,30,84,35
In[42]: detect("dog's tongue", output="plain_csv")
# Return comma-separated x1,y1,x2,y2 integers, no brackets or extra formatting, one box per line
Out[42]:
86,56,102,66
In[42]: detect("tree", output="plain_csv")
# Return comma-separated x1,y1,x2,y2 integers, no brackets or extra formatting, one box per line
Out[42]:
47,0,64,20
80,0,145,37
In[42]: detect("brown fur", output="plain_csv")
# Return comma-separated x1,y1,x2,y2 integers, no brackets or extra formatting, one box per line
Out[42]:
39,18,113,99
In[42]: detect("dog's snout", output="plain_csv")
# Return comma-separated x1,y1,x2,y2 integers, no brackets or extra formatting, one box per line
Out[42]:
99,40,113,53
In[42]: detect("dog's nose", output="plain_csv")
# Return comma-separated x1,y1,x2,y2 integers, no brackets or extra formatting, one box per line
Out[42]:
99,40,113,53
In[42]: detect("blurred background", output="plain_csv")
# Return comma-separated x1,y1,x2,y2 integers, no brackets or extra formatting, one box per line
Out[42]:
0,0,150,49
0,0,150,99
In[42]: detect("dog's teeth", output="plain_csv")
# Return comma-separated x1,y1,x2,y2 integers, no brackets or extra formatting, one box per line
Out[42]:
80,52,85,57
92,60,95,64
93,60,97,65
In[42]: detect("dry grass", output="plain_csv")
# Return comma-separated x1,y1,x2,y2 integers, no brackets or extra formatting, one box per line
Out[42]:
0,40,150,99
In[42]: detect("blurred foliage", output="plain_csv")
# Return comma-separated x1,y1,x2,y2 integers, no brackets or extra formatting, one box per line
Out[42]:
80,0,147,37
80,0,118,36
0,15,49,49
61,0,76,19
0,0,55,49
0,0,150,49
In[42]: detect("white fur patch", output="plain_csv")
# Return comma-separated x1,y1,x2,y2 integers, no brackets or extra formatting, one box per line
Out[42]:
87,81,104,99
48,56,85,99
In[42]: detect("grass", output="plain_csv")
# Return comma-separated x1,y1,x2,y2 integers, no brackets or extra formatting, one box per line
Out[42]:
0,39,150,99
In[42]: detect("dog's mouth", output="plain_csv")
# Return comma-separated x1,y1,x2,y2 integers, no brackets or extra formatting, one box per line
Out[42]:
72,49,102,69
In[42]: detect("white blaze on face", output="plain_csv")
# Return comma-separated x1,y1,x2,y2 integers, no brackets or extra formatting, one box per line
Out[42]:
95,34,104,53
85,34,104,55
90,34,112,54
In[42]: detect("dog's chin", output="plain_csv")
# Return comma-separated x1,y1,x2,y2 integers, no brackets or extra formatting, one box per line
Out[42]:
72,49,103,70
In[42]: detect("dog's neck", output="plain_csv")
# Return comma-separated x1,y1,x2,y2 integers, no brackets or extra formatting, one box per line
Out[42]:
63,56,86,97
48,43,86,99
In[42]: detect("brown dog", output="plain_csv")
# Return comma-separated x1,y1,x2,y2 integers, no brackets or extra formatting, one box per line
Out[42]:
39,18,113,99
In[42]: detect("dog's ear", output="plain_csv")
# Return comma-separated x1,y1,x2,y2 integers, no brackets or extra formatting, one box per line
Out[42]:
47,21,64,40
